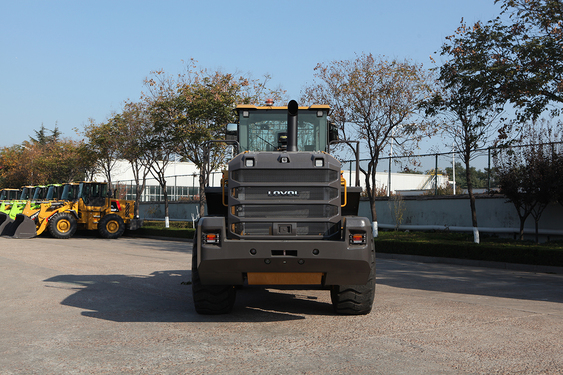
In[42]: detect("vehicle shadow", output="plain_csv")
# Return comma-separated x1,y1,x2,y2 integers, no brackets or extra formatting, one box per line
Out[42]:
44,271,335,323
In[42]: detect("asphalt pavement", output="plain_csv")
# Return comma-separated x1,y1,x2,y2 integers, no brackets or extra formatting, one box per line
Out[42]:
1,235,562,374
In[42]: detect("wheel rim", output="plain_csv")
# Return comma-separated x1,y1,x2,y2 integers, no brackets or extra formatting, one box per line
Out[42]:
57,219,71,233
106,220,119,234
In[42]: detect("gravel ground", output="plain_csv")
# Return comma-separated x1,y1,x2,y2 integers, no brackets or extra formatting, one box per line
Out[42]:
0,235,562,374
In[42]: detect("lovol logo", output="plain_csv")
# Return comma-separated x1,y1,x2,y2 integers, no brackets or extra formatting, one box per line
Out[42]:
268,190,299,197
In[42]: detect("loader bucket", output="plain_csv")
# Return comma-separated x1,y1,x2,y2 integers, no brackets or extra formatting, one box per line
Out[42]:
0,212,14,235
2,214,37,239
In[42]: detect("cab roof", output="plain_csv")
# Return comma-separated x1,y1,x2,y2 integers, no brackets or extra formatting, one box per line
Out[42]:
235,104,330,111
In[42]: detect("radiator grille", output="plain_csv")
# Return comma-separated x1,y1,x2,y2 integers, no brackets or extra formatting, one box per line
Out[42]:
233,187,338,201
232,169,338,183
233,204,338,219
233,222,339,236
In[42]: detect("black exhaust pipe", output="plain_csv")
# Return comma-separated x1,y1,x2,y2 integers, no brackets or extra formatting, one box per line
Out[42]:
287,100,298,152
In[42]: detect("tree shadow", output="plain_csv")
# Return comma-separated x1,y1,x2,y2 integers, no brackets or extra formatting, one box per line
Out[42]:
44,271,335,323
376,258,563,304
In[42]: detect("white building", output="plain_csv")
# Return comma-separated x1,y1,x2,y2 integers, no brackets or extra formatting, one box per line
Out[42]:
342,170,450,196
97,160,450,201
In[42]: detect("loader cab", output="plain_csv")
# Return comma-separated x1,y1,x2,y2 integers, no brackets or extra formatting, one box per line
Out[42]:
32,186,48,201
78,182,109,207
0,189,20,201
19,186,35,201
231,103,333,153
61,183,80,202
45,184,63,201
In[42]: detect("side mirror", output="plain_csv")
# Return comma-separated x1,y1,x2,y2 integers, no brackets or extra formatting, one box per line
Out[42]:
226,123,238,141
329,122,339,142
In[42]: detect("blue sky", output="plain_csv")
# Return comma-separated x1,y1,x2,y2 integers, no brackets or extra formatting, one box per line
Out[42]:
0,0,503,148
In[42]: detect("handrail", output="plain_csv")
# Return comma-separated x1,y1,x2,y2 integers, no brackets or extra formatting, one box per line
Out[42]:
341,175,347,208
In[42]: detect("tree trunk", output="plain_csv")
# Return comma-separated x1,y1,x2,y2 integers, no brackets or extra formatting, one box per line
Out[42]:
131,162,147,219
370,197,378,237
518,214,526,241
365,161,378,238
464,158,479,243
162,181,169,228
199,173,206,218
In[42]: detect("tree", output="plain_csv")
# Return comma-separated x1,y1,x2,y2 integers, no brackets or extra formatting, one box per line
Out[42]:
302,53,436,237
143,61,286,217
139,72,179,227
0,144,30,188
116,101,152,218
425,18,510,243
495,121,561,241
528,144,559,242
496,0,563,119
176,69,284,217
439,1,563,121
495,148,536,240
83,118,122,192
0,126,93,188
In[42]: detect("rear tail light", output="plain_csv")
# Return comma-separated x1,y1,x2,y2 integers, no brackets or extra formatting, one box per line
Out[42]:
350,233,366,245
204,233,220,244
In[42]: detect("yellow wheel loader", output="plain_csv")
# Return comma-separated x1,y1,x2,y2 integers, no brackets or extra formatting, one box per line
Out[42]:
2,181,142,239
2,184,75,239
72,181,142,239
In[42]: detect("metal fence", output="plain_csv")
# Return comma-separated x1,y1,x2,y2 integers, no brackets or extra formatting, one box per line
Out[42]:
342,141,563,196
112,171,223,202
111,142,563,201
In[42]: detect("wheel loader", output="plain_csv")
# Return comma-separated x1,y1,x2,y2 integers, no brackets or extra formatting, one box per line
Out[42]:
67,181,142,239
0,186,36,235
2,181,142,239
0,188,21,234
192,100,375,315
1,184,74,238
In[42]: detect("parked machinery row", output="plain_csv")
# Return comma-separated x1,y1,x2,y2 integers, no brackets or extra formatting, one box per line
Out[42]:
0,181,142,239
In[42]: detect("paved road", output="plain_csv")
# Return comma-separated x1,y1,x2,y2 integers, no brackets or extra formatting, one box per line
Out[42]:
1,235,562,374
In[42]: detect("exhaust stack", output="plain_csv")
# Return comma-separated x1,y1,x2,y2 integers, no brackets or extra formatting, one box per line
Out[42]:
287,100,298,152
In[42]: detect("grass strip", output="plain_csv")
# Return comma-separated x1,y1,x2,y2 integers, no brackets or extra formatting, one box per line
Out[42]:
134,220,195,239
376,231,563,267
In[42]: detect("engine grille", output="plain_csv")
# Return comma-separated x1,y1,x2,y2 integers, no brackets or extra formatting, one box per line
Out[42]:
233,222,340,236
233,187,338,201
233,204,338,218
232,169,338,183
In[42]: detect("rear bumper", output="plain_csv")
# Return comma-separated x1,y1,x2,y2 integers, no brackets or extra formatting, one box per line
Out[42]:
195,216,374,286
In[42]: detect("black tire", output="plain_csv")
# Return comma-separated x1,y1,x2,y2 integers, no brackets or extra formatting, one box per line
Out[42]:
98,214,125,239
191,236,236,314
48,212,77,239
330,251,376,315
